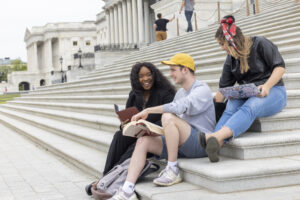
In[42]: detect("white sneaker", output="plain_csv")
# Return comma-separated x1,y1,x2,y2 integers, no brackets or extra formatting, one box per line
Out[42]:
108,188,138,200
153,166,182,186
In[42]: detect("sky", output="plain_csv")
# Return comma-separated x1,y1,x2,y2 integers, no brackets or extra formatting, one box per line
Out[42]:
0,0,105,62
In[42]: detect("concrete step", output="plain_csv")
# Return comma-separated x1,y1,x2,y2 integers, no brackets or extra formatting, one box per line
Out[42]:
0,106,113,153
249,107,300,132
9,90,300,119
6,101,125,116
2,110,300,194
97,6,300,70
34,42,300,93
14,95,128,105
0,113,106,177
220,129,300,160
15,73,300,97
6,93,300,134
27,85,131,96
0,104,120,132
112,22,300,69
135,177,300,200
5,99,300,161
177,155,300,193
81,41,299,84
36,6,299,85
138,3,299,55
19,71,300,105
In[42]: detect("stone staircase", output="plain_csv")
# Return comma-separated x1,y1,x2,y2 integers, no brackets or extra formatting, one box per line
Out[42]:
1,1,300,199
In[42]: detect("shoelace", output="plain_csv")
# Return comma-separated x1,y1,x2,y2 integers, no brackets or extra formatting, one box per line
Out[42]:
158,166,175,180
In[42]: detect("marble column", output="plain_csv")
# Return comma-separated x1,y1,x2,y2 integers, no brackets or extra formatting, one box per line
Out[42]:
132,0,138,46
109,7,115,46
137,0,144,46
33,42,39,72
113,5,119,46
126,0,133,46
117,2,124,47
144,0,150,45
45,39,53,72
106,10,111,46
122,0,128,47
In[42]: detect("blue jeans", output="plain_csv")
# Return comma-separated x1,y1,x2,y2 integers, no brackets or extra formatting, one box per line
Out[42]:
185,10,193,32
215,86,286,138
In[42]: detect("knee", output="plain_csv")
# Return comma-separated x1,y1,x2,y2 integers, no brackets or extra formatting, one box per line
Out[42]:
136,136,151,151
161,113,176,127
225,100,241,114
240,103,257,118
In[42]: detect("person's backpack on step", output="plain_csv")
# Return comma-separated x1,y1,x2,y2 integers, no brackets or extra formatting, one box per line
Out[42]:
90,158,159,200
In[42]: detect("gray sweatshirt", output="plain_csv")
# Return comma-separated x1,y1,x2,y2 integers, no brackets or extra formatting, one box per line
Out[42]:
163,80,216,133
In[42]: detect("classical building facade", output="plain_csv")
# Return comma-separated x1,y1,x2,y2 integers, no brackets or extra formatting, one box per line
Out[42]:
95,0,237,49
8,21,97,91
4,0,245,92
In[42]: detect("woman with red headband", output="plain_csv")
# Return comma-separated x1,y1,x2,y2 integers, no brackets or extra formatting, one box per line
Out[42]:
199,15,287,162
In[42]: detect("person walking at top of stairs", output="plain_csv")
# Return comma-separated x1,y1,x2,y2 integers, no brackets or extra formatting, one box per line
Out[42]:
198,15,287,163
179,0,195,32
154,13,175,41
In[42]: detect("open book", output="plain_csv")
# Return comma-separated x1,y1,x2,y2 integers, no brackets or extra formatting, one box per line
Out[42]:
219,83,260,99
123,119,164,138
114,104,139,123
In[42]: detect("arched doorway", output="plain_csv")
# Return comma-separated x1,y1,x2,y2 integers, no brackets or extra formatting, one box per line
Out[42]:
19,82,30,91
40,79,46,86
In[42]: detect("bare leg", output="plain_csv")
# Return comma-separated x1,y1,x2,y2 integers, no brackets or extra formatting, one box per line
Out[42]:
206,126,233,147
126,136,163,184
161,113,191,162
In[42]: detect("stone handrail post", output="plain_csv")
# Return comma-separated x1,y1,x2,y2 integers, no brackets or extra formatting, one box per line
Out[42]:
256,0,260,14
194,12,198,31
177,18,180,36
246,0,250,16
217,1,221,22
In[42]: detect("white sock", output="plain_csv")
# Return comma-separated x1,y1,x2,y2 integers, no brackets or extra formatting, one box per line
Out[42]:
122,181,135,194
167,160,178,173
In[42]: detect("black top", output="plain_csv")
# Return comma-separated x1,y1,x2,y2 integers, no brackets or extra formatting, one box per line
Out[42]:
125,87,175,126
219,36,285,88
155,18,169,31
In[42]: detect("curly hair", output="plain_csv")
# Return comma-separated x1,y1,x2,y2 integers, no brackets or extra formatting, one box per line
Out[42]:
130,62,175,92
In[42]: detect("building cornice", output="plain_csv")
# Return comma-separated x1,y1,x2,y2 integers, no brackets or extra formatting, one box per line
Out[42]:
95,11,106,24
103,0,122,10
24,22,97,47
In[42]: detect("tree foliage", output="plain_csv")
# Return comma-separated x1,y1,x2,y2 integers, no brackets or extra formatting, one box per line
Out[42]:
0,59,27,82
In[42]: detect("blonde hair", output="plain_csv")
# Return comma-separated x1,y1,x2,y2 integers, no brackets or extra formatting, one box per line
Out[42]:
215,26,253,73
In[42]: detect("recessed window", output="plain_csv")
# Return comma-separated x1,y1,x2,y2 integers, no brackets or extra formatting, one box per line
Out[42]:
86,41,91,46
73,41,78,46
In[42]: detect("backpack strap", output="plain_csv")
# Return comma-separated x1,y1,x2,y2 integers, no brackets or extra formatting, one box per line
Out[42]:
139,160,160,178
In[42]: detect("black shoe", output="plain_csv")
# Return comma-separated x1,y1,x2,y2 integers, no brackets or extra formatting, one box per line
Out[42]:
198,132,207,149
85,182,94,196
206,137,220,163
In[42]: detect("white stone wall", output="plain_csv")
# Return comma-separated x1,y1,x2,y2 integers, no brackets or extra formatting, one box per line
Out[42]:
96,12,108,45
232,0,245,11
151,0,233,39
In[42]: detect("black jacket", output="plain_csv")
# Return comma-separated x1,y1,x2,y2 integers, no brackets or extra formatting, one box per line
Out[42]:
219,36,285,88
125,87,175,126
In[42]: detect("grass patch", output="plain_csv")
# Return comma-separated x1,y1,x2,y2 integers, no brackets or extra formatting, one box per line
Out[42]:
0,94,20,104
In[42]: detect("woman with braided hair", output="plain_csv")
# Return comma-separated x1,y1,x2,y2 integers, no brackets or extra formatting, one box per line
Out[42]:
198,15,287,162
